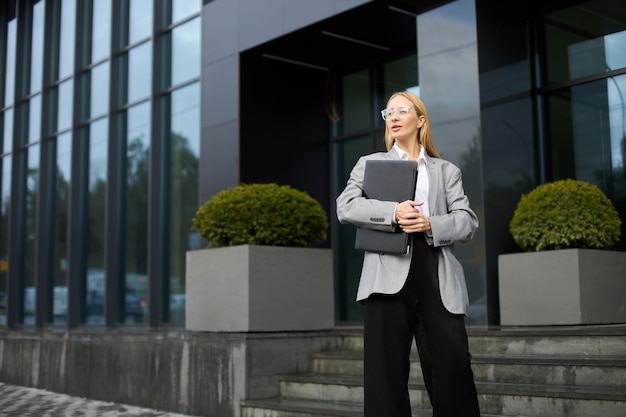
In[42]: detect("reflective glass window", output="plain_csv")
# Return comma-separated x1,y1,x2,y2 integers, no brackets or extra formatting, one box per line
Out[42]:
59,0,76,80
3,109,13,154
129,0,153,45
381,55,418,121
30,1,45,93
605,31,626,71
86,118,108,325
24,145,40,325
482,98,534,188
125,102,150,324
169,83,200,324
418,0,480,160
4,19,16,106
0,156,11,326
476,2,531,102
542,0,626,251
332,134,371,322
172,0,201,24
547,75,626,202
91,63,110,118
544,0,626,84
417,0,485,324
57,80,73,132
171,18,200,86
128,42,152,103
53,132,72,324
29,95,42,143
92,0,112,63
339,70,370,136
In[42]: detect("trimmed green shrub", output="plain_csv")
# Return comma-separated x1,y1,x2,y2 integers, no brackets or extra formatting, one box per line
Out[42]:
192,183,328,248
510,179,621,252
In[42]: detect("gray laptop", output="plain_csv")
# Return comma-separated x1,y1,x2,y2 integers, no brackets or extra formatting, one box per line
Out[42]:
354,160,418,255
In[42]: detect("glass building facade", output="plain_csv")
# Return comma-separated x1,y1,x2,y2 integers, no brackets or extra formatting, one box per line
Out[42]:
1,0,201,327
1,0,625,329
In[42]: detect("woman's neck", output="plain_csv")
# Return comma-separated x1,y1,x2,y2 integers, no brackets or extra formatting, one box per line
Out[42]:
396,140,421,160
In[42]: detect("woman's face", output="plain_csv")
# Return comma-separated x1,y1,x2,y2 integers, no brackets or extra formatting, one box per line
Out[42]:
384,95,425,143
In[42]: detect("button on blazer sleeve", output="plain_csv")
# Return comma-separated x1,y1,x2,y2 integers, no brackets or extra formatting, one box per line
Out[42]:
336,155,398,232
428,161,478,247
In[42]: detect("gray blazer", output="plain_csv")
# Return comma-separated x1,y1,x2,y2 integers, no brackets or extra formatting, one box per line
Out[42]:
336,150,478,314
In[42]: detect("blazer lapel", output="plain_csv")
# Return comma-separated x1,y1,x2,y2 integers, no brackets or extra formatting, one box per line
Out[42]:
426,159,441,215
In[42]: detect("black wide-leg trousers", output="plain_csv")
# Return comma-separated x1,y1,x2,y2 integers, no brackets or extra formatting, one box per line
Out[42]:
363,235,481,417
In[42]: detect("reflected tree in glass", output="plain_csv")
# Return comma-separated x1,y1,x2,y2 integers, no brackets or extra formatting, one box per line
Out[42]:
24,146,40,323
0,157,11,324
123,130,198,324
168,131,199,324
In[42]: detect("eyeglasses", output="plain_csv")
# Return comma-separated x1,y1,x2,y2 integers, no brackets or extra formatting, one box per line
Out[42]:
381,105,414,121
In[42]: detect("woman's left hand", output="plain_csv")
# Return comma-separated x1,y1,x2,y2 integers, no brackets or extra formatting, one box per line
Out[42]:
396,200,431,233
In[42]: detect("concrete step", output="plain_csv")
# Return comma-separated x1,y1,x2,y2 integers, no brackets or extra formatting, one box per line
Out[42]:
240,326,626,417
336,326,626,356
467,326,626,356
275,373,626,417
241,397,363,417
472,354,626,387
241,397,530,417
312,350,626,388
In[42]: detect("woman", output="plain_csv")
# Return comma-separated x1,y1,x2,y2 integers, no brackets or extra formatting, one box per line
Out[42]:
336,91,481,417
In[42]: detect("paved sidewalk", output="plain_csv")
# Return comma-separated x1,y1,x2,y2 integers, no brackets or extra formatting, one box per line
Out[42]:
0,383,199,416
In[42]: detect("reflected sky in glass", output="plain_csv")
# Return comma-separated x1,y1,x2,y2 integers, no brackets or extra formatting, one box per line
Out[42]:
59,0,76,79
91,63,110,118
129,0,153,44
29,95,41,143
172,18,200,87
172,0,201,24
58,80,73,132
418,0,480,163
128,42,152,103
606,33,626,169
4,20,16,106
30,1,45,93
92,0,112,63
3,109,13,154
171,83,200,156
608,74,626,169
605,31,626,71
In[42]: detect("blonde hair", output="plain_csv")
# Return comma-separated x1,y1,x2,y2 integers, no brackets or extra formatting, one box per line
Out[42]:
384,91,441,158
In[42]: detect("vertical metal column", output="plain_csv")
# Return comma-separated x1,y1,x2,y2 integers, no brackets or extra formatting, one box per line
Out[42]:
6,0,30,328
147,1,172,326
66,0,93,328
103,0,127,327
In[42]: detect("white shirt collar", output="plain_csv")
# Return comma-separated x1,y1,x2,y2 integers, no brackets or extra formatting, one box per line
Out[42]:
393,143,429,164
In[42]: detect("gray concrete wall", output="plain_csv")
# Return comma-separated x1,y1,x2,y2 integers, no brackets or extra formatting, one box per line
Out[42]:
0,330,345,417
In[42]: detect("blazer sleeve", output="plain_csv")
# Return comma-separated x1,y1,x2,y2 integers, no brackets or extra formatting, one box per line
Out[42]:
336,156,398,232
428,163,478,247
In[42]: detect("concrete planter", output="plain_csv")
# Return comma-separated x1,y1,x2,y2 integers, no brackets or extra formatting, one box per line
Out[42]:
185,245,334,332
498,249,626,326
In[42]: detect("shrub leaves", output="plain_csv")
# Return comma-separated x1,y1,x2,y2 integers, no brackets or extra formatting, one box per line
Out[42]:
510,179,621,251
192,183,328,248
